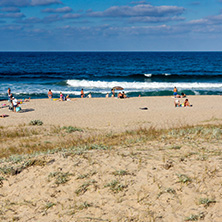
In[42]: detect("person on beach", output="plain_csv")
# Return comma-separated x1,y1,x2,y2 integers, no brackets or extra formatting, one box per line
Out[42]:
184,99,192,107
174,99,180,107
181,92,186,98
9,93,13,104
121,91,127,98
81,89,85,98
7,88,11,100
173,87,178,97
59,92,64,101
66,94,71,101
105,93,109,98
118,91,127,99
111,88,115,97
12,97,18,112
87,93,92,98
118,92,122,98
48,89,53,99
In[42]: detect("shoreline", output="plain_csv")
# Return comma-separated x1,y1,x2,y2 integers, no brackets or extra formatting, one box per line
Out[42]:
0,95,221,132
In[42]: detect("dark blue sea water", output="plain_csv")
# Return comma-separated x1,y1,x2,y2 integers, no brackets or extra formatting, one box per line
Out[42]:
0,51,222,99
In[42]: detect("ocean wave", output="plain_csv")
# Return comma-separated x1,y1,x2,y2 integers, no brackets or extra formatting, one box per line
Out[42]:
66,79,222,91
144,74,152,78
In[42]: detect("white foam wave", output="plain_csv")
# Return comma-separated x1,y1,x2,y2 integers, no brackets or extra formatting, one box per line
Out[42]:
163,73,171,76
144,74,152,78
66,79,222,91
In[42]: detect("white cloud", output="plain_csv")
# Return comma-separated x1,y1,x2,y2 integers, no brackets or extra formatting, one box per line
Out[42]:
62,13,81,19
0,12,24,18
0,0,62,7
87,4,185,18
0,7,20,12
42,6,72,13
31,0,62,6
0,0,30,7
129,16,185,23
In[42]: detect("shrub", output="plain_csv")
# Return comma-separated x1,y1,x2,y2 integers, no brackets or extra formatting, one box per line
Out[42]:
29,120,43,126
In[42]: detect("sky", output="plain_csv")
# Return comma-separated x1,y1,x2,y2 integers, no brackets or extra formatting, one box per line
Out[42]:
0,0,222,51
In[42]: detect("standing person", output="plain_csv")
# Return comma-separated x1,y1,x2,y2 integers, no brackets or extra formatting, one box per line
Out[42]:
105,93,109,98
7,88,11,101
9,93,13,104
81,89,85,98
48,89,53,99
111,88,115,97
59,92,63,101
173,87,178,97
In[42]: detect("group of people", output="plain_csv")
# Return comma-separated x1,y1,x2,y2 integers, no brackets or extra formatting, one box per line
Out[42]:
118,91,127,99
8,88,19,112
48,88,128,100
48,90,70,101
173,87,192,107
7,88,30,112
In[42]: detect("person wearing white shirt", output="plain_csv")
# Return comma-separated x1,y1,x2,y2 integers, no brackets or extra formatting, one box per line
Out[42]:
12,97,18,112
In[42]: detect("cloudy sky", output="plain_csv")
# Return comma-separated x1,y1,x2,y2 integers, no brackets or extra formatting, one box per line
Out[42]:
0,0,222,51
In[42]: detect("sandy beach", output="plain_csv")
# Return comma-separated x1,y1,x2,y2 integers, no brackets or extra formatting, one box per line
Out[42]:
0,95,222,222
0,95,222,131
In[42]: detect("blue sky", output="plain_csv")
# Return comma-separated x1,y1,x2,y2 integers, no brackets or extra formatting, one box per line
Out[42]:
0,0,222,51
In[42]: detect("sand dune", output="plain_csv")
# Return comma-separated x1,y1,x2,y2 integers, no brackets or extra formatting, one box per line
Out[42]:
0,95,222,221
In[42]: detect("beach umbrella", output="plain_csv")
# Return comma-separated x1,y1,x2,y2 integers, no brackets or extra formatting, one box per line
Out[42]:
112,86,124,90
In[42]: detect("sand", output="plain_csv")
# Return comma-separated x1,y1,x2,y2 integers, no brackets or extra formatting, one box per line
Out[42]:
0,95,222,222
0,95,222,131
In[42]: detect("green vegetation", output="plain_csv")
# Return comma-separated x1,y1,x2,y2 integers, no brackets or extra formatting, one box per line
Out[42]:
0,124,221,160
112,170,129,176
177,174,192,184
48,172,73,185
75,180,97,196
29,120,43,126
184,214,199,221
62,126,83,133
45,202,56,210
104,180,127,193
199,198,216,207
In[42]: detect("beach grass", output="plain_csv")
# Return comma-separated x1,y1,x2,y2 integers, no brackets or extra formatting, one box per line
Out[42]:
0,124,221,159
0,123,221,221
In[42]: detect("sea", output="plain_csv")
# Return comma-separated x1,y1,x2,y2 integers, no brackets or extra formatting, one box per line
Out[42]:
0,51,222,100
